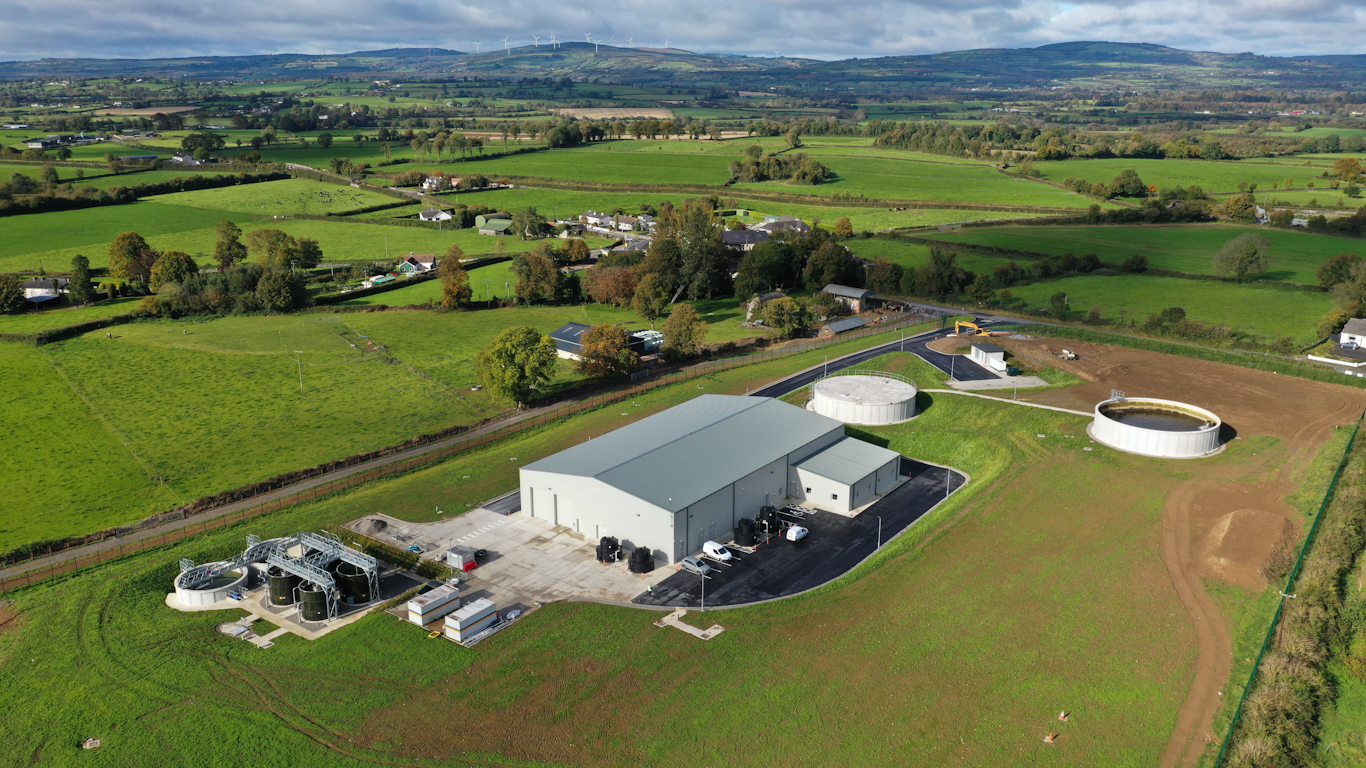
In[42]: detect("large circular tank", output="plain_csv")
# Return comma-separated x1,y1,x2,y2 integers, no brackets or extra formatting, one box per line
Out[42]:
298,582,328,622
174,565,248,607
267,567,301,606
1090,397,1222,458
809,372,918,425
335,562,372,604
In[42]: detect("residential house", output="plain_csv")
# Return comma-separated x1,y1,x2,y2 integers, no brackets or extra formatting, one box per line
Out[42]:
1341,318,1366,347
418,208,453,222
22,277,69,305
822,284,875,313
753,215,811,234
610,239,650,256
398,254,438,274
611,215,639,232
721,229,771,252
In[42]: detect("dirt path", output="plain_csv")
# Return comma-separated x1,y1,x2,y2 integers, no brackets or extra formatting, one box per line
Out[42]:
1158,389,1361,768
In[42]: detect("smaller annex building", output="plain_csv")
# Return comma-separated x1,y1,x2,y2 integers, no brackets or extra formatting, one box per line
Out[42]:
518,395,902,562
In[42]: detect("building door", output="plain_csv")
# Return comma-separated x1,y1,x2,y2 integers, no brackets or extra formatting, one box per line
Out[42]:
574,518,580,533
552,494,559,526
527,488,535,517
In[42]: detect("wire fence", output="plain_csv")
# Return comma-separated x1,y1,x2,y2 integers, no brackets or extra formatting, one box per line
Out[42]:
1212,416,1364,767
0,313,933,596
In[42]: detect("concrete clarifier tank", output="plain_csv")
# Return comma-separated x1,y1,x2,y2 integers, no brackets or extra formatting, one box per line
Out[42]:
173,565,248,607
299,582,328,622
267,567,301,606
1090,397,1221,458
335,562,372,604
810,374,918,425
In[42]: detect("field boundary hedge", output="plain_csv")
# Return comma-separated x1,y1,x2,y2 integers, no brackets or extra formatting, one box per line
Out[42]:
1214,417,1365,767
0,313,932,577
0,311,139,346
1007,323,1366,388
503,177,1085,214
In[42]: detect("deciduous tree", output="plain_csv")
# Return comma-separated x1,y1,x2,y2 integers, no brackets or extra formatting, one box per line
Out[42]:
833,217,854,237
214,220,247,270
576,324,637,377
69,255,96,305
801,241,862,290
1318,253,1362,289
584,266,637,307
108,231,152,281
149,251,199,293
762,296,813,338
438,255,472,308
1213,233,1273,281
661,303,707,360
632,273,671,328
255,269,309,312
0,274,24,314
476,326,558,404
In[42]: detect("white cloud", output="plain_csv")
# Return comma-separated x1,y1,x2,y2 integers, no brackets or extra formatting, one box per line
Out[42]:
1,0,1363,61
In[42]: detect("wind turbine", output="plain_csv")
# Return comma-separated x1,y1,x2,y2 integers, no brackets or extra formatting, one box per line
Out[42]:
609,35,616,47
627,37,634,48
591,37,600,53
664,37,669,49
473,42,481,54
533,35,541,47
502,36,509,55
551,33,559,49
584,32,592,43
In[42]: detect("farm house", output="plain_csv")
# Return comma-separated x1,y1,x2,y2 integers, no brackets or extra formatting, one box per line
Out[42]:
518,395,901,563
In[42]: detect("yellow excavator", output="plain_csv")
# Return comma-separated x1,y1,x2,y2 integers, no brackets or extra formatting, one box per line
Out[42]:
954,320,1010,337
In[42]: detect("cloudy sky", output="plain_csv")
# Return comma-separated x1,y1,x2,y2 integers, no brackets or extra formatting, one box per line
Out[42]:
3,0,1363,61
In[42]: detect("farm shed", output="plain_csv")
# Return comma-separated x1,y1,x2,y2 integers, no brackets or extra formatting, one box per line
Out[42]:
518,395,903,563
820,316,867,337
478,219,513,236
822,284,875,313
550,322,650,360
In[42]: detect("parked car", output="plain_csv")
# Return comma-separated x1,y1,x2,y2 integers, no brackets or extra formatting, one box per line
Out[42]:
406,544,424,554
1344,341,1359,350
680,556,714,576
785,525,809,542
702,541,733,561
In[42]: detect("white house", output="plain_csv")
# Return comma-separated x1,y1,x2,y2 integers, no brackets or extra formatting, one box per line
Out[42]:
1341,318,1366,347
22,278,68,304
418,208,453,222
398,254,438,274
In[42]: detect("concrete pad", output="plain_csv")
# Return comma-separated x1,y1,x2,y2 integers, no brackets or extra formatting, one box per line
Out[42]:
949,376,1051,390
653,608,725,640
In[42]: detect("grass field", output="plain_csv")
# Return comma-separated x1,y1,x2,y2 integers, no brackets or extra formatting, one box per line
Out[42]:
1002,273,1334,342
924,223,1362,284
0,344,180,547
1032,158,1334,195
0,297,140,335
145,178,400,216
846,237,1003,274
0,340,1295,766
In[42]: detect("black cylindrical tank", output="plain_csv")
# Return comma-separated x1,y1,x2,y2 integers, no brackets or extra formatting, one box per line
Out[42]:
299,582,328,622
335,562,371,604
268,566,301,606
735,518,757,546
628,546,654,574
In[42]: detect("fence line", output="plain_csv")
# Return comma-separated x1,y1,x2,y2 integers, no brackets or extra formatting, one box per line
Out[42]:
0,314,931,594
1212,416,1363,767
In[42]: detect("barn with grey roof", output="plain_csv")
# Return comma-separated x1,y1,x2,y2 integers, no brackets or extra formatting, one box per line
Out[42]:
518,395,902,563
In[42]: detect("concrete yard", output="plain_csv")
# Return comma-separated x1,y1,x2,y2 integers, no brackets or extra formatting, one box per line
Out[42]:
345,507,679,615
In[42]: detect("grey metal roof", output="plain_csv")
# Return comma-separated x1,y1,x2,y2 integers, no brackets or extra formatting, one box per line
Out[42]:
824,316,867,334
522,395,842,513
794,437,901,486
722,229,770,245
823,284,873,300
972,342,1004,354
549,322,591,353
1343,318,1366,336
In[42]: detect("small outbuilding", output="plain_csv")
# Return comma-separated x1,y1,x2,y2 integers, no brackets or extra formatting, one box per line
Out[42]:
969,342,1007,372
478,219,513,236
820,316,867,337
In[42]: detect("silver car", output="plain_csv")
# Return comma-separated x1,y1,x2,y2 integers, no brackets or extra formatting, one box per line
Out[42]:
680,556,714,576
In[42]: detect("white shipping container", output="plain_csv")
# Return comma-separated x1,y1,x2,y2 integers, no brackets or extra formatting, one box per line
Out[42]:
445,597,496,630
407,584,461,625
445,612,499,642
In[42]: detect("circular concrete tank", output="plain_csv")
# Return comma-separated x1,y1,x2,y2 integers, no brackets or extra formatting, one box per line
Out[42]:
174,565,248,607
1090,397,1222,458
810,371,918,425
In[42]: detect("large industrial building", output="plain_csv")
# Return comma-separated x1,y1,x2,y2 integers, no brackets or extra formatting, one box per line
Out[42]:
518,395,902,563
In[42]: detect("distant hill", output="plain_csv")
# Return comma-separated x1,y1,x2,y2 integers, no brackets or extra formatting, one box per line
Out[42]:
3,40,1366,91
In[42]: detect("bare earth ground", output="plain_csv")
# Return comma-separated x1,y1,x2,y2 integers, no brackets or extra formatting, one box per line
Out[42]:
553,108,675,119
94,106,199,115
996,336,1362,767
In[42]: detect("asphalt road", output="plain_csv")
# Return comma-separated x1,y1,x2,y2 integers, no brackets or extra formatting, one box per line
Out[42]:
633,458,966,608
749,326,998,399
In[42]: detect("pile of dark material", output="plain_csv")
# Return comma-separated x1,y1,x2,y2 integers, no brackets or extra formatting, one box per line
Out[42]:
596,536,621,563
627,546,654,573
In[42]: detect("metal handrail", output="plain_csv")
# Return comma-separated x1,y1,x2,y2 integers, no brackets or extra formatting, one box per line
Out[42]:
815,369,916,387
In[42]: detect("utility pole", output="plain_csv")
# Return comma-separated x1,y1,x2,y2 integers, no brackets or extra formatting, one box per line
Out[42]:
876,516,882,549
293,351,305,394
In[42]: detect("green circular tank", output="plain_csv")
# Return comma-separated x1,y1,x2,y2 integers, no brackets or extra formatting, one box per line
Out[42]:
299,582,328,622
267,566,300,606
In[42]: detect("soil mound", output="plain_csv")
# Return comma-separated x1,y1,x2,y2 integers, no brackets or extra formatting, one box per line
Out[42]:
1201,509,1295,588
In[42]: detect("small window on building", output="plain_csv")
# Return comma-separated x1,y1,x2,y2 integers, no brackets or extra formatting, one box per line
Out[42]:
805,487,811,493
832,493,839,500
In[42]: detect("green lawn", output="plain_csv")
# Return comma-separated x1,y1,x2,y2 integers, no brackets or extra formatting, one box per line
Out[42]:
145,178,400,216
0,344,180,548
0,340,1261,766
925,224,1363,284
846,237,1005,274
431,146,734,186
1032,158,1334,195
0,297,140,335
1001,273,1334,342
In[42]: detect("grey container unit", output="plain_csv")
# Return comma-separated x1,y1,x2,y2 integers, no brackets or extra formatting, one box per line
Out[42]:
407,584,460,626
444,598,498,642
445,546,478,570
